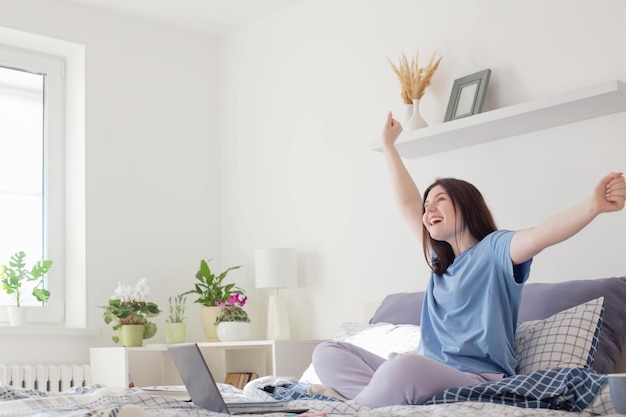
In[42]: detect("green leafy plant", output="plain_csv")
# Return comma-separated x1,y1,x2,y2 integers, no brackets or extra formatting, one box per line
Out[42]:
166,294,187,323
182,259,244,307
0,251,53,307
100,278,161,343
215,293,250,324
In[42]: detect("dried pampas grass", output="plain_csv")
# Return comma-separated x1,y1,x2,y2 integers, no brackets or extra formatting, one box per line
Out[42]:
388,51,442,104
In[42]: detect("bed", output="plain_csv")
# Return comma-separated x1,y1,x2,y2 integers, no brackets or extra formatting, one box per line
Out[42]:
1,276,626,417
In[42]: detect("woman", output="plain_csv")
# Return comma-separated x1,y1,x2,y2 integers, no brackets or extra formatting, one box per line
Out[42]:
311,112,626,408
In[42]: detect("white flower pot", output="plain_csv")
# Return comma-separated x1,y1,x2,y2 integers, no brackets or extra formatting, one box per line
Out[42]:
216,322,251,342
7,306,26,326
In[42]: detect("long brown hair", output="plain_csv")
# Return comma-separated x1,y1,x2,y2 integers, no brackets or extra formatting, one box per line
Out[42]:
421,178,497,275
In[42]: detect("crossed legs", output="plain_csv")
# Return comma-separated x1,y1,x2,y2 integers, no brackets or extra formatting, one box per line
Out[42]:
312,341,489,408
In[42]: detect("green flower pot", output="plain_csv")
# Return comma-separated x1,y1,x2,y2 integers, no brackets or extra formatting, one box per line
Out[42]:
165,322,186,344
119,324,145,347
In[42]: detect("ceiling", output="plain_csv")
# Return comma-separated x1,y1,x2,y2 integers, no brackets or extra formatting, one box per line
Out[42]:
63,0,302,37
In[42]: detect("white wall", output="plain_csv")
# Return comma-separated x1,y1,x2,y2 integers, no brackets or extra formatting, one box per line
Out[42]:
0,0,625,366
0,0,225,363
218,0,626,340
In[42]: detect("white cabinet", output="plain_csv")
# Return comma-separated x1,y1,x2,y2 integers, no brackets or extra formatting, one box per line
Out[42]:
372,80,626,158
90,340,322,388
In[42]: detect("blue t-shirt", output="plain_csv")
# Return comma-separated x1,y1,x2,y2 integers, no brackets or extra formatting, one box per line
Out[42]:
420,230,532,376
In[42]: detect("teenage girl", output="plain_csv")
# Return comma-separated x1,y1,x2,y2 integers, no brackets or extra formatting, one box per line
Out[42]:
311,112,626,407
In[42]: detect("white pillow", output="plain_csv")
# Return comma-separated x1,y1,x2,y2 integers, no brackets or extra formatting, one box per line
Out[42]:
515,296,604,374
299,363,323,384
337,322,422,358
299,322,421,383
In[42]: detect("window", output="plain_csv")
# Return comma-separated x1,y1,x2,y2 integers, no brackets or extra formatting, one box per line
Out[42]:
0,28,85,326
0,66,46,305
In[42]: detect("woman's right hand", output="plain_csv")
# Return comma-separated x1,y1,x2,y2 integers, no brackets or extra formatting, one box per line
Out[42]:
382,111,403,148
381,111,424,241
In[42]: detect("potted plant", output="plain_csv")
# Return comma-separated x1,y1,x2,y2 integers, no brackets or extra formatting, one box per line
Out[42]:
100,278,161,347
215,293,251,342
0,251,53,326
165,294,187,344
181,258,244,341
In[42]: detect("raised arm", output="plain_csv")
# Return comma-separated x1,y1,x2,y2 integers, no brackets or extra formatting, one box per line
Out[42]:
382,112,424,240
510,172,626,264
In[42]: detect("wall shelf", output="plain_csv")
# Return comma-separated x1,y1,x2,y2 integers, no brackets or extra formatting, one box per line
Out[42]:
373,80,626,158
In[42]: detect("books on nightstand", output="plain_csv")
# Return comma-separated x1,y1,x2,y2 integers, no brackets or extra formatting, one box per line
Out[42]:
224,372,259,389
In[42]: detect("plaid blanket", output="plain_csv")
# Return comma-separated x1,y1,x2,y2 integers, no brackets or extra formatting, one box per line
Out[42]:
265,368,606,413
0,384,210,417
0,373,610,417
264,382,343,402
427,367,607,412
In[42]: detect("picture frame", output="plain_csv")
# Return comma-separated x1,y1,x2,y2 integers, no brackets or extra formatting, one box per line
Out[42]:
443,69,492,122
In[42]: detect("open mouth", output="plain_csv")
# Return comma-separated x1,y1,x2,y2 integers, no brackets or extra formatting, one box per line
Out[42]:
429,216,443,226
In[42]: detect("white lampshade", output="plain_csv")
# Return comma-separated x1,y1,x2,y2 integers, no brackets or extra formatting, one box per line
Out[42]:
254,248,297,289
254,248,297,340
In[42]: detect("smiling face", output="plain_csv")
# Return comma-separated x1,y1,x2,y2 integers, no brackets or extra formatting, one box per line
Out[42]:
421,178,498,271
422,185,461,244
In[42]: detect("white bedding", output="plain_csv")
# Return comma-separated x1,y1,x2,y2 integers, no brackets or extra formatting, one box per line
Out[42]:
0,377,617,417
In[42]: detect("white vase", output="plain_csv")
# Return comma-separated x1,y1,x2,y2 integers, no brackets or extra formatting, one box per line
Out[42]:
403,102,414,126
7,306,26,326
216,322,251,342
405,98,428,131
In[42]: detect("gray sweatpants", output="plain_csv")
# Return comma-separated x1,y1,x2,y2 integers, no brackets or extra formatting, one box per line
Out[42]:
312,341,504,408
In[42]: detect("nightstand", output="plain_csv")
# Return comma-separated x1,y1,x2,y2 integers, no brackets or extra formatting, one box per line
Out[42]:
90,339,323,388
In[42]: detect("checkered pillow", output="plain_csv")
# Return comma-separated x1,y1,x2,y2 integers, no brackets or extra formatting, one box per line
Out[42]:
515,296,604,374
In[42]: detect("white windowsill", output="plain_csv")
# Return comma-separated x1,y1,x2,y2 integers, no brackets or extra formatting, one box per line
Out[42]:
0,325,100,336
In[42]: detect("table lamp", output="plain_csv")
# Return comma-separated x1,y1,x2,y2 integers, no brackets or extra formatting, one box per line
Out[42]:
254,248,297,340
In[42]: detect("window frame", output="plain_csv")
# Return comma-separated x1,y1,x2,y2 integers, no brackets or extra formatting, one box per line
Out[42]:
0,27,86,327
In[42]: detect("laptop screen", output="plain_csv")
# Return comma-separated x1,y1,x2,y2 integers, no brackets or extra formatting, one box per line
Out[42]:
167,343,309,415
167,343,230,413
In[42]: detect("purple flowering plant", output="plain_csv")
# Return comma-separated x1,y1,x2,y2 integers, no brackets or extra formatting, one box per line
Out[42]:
214,293,250,325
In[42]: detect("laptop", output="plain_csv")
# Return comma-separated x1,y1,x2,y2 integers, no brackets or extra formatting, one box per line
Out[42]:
167,343,309,415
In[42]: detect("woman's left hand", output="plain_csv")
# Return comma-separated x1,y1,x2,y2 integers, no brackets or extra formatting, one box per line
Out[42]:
595,172,626,214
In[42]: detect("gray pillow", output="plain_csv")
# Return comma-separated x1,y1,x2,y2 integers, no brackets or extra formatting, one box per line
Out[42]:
369,292,422,326
369,276,626,374
518,277,626,374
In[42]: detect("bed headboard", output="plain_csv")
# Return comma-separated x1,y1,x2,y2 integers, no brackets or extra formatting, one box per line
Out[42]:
366,276,626,374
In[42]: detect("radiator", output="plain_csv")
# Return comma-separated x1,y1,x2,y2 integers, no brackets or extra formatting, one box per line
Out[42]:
0,364,91,392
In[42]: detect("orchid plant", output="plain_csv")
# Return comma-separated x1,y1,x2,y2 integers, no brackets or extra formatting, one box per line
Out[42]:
214,293,250,325
100,278,161,343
